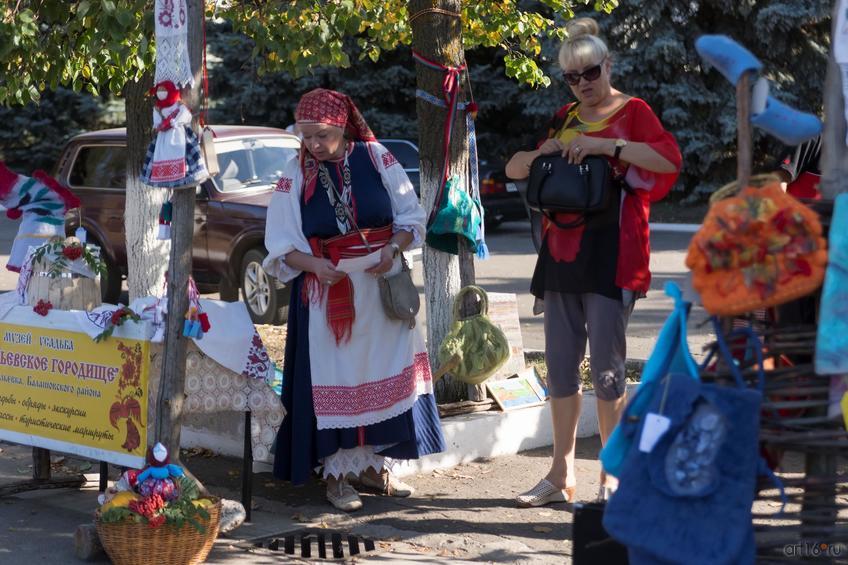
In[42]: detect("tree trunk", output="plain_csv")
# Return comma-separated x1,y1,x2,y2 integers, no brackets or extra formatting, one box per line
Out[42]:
153,0,203,472
409,0,476,403
124,72,170,302
799,0,841,541
819,5,848,199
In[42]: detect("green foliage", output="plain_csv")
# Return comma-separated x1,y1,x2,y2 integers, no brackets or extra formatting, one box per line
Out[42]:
0,1,153,105
31,239,107,279
465,1,831,196
160,496,210,533
603,0,830,196
207,22,417,138
177,475,200,501
1,1,829,198
0,87,106,172
218,0,617,88
98,506,139,524
97,476,212,533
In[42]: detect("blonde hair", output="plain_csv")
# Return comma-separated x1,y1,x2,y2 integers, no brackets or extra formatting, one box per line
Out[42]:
559,17,609,70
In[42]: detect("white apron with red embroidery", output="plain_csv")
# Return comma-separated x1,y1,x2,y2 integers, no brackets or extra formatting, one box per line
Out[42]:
263,142,433,431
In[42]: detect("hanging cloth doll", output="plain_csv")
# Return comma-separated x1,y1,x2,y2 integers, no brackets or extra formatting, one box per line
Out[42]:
140,80,209,189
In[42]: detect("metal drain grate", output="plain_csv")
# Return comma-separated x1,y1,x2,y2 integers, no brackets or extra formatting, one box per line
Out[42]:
253,530,378,560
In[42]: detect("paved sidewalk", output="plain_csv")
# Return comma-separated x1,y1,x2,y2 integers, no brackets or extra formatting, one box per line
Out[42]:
0,438,610,563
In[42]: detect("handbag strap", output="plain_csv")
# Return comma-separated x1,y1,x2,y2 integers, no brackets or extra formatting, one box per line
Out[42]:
708,317,766,391
324,171,415,273
452,285,488,321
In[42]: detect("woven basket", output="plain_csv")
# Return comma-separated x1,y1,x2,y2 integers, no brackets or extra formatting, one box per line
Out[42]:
95,499,220,565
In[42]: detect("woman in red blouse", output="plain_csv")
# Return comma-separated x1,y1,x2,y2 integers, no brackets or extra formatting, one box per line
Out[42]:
506,17,682,506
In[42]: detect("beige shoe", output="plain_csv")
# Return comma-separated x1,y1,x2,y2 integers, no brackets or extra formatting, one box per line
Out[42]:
326,480,363,512
516,479,575,508
358,470,415,497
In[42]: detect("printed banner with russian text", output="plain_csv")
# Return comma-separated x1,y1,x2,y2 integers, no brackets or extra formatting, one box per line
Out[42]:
0,322,148,468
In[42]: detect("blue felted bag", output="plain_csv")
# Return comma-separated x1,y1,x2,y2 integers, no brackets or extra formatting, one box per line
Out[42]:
600,282,699,477
816,193,848,374
602,322,766,565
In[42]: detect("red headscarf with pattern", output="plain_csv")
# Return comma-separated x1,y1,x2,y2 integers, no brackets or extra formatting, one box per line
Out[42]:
295,88,377,203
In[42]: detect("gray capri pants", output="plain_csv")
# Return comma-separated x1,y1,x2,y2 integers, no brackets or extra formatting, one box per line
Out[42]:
543,291,634,401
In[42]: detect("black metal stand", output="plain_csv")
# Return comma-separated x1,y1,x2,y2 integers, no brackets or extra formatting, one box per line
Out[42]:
99,461,109,492
242,411,253,522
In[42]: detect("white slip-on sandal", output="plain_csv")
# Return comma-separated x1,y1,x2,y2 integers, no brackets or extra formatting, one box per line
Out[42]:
326,480,363,512
515,479,575,508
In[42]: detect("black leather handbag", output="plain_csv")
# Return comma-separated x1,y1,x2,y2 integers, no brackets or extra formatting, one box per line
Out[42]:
526,154,616,228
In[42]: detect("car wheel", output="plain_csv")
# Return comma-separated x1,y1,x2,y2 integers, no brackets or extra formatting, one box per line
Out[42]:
240,248,289,325
484,214,503,230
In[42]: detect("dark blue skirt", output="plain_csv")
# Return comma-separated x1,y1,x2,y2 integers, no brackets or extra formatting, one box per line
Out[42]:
273,275,445,485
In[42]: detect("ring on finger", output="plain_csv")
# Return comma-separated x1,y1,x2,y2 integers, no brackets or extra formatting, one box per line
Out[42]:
574,146,583,154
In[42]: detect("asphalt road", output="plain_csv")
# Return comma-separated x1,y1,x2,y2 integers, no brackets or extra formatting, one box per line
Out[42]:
0,217,712,361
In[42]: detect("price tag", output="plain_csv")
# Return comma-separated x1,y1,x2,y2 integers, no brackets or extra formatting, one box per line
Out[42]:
639,412,671,453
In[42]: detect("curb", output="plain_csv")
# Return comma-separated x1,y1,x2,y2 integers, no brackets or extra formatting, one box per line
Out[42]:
648,222,700,233
523,348,647,371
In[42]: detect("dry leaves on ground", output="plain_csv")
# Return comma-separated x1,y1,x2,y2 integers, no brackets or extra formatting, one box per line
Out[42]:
256,324,286,367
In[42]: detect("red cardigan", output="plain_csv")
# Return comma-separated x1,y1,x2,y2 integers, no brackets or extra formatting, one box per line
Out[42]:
536,98,682,295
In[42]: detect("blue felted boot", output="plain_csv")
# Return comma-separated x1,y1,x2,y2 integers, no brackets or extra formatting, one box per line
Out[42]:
695,35,762,85
750,95,823,146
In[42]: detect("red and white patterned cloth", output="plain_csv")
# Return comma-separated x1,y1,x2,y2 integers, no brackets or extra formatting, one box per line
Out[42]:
154,0,193,88
148,102,191,183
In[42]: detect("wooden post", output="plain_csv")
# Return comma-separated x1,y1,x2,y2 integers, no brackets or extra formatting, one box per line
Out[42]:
409,0,477,403
819,1,848,200
736,72,753,189
153,0,203,473
32,447,50,481
798,0,843,543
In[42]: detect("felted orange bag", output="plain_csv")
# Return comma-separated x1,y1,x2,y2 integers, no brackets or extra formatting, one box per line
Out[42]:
686,182,827,316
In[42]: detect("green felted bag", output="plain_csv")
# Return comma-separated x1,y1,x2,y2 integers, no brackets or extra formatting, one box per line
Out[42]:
426,175,482,255
438,285,510,385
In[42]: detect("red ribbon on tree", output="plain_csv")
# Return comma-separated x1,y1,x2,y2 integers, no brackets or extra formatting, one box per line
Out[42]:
411,50,467,222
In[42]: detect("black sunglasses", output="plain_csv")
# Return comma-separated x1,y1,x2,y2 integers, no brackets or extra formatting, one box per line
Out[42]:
563,63,603,86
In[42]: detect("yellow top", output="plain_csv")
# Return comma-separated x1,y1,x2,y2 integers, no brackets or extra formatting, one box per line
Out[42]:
554,102,630,145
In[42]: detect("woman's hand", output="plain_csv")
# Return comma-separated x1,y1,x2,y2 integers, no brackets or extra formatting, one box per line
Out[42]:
365,245,395,276
538,138,564,156
563,135,613,164
311,258,346,286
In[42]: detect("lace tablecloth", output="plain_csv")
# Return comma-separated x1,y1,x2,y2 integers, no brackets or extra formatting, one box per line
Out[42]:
148,342,284,464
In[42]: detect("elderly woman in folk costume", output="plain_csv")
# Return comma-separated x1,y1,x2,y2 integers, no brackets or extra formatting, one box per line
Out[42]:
264,89,445,512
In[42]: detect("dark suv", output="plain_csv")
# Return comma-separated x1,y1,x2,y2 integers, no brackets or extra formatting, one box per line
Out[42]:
58,126,300,324
379,138,526,228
